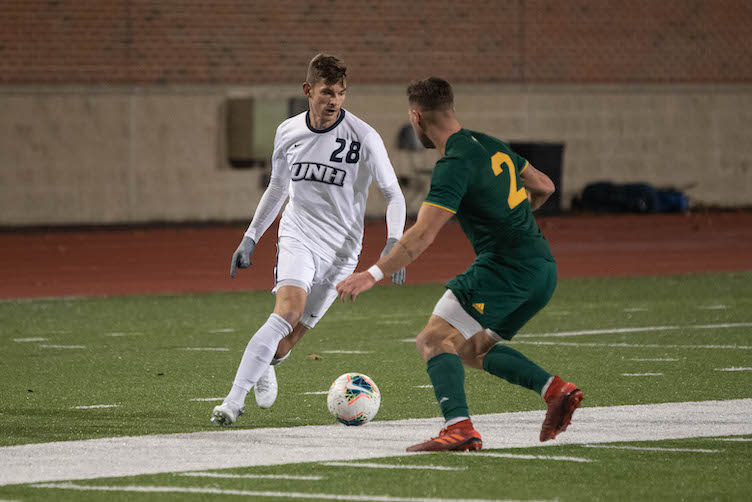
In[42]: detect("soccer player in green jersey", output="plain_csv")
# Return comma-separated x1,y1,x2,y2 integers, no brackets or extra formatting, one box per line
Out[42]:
337,77,583,452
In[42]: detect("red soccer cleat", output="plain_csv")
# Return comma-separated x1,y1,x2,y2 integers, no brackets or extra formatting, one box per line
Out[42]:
407,418,483,452
540,376,584,442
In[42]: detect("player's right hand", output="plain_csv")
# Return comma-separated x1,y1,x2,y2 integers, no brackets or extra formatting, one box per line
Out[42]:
230,236,256,278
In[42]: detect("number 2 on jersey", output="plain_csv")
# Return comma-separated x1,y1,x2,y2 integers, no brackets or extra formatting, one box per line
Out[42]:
491,152,527,209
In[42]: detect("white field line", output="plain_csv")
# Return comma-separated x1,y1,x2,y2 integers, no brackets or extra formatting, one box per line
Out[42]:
629,358,680,361
714,367,752,372
105,332,142,337
378,320,412,325
30,483,537,502
321,462,467,471
713,437,752,442
321,350,373,354
400,338,417,343
303,391,329,395
178,347,230,352
623,308,648,312
470,452,592,463
180,472,324,480
38,344,86,349
189,397,225,402
209,329,236,333
582,445,718,453
13,337,48,342
622,373,663,377
514,341,752,350
415,385,433,389
3,399,752,487
71,404,119,410
699,305,728,310
517,322,752,339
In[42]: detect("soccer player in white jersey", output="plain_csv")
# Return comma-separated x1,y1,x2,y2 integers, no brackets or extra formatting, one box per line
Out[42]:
211,54,407,426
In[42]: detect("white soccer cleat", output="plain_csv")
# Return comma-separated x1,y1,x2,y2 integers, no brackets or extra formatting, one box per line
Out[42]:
210,401,245,426
254,365,278,409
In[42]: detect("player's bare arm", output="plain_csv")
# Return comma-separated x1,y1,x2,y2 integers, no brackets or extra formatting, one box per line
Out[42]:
520,163,555,211
336,204,453,302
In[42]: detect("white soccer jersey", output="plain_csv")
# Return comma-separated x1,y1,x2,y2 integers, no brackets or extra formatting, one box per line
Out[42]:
268,109,399,262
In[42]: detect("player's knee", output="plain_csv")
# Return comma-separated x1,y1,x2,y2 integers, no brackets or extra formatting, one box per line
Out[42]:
276,310,303,329
415,329,453,361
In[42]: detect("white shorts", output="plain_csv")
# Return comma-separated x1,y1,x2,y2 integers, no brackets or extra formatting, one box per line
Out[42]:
432,289,501,341
273,235,357,328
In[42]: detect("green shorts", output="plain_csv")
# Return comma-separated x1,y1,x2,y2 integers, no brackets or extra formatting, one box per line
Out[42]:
446,255,557,340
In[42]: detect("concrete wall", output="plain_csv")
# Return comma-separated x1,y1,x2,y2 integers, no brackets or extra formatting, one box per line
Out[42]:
1,84,750,225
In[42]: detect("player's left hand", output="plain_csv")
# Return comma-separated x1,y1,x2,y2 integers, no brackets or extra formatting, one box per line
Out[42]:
381,237,406,285
336,271,376,302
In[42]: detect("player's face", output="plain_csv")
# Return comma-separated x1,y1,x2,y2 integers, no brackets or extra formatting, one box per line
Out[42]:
305,79,347,129
408,108,435,149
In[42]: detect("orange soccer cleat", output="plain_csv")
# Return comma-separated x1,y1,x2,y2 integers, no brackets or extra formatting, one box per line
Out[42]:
406,418,483,452
540,375,584,442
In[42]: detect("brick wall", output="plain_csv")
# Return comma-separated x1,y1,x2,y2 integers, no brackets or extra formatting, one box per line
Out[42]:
2,0,750,84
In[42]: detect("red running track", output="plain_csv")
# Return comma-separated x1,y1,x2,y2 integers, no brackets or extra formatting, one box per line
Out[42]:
1,212,751,299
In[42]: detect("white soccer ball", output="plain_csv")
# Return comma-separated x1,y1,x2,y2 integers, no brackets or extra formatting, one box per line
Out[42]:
327,372,381,426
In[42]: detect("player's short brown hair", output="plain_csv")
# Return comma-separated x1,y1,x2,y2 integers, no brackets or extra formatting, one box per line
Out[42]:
406,77,454,111
306,53,347,86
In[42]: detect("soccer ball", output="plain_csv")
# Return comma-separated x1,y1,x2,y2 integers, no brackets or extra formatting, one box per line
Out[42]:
327,372,381,426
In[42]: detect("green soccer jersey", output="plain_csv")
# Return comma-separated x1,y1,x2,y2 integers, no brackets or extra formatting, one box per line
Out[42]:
424,129,553,262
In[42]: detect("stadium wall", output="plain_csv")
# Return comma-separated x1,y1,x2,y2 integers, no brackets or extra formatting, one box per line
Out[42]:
2,83,751,225
1,0,751,225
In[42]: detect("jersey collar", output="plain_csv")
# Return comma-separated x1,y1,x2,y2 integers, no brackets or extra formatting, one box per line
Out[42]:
305,109,346,134
444,128,468,152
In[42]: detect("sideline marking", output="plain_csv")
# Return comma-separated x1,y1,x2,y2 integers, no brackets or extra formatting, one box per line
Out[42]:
72,404,119,410
180,472,324,481
714,367,752,372
322,462,467,471
629,358,680,362
190,397,224,402
517,322,752,339
13,337,48,342
713,437,752,442
178,347,230,352
470,452,592,463
622,373,663,377
582,445,718,453
514,341,752,350
30,483,532,502
38,344,86,349
4,399,752,487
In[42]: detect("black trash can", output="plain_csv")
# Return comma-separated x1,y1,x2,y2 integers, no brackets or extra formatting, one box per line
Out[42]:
509,142,564,216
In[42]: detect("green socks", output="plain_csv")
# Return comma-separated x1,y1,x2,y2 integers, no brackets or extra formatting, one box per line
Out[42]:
482,344,552,395
427,353,469,421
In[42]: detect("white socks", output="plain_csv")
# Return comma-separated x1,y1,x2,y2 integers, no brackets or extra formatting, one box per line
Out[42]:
271,350,291,366
225,314,292,406
445,416,470,428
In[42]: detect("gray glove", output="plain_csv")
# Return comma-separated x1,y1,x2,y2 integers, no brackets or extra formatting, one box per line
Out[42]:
230,236,256,278
380,237,406,285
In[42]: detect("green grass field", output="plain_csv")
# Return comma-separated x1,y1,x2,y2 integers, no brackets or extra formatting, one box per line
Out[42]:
1,272,751,500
